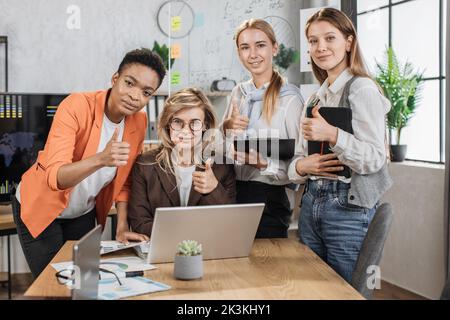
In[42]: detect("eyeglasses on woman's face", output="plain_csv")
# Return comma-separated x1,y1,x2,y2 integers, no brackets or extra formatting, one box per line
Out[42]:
169,118,204,132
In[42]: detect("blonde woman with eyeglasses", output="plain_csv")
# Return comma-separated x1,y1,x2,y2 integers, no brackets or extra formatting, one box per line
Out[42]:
128,88,236,237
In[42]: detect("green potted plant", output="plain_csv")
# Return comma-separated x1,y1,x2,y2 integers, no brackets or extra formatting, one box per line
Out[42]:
273,43,299,74
375,47,424,162
173,240,203,280
151,40,175,70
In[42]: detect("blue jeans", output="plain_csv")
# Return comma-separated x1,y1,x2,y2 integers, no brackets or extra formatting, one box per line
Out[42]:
298,179,376,283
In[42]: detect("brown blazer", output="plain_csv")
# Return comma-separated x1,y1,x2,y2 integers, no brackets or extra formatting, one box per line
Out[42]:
128,150,236,236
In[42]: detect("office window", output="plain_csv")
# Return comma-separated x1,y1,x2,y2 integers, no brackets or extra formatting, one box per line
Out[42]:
401,80,440,162
358,0,446,163
443,79,446,162
392,0,440,78
358,8,389,73
357,0,389,13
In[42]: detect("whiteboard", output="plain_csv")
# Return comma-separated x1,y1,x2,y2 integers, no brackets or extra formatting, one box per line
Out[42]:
169,0,302,93
0,0,303,93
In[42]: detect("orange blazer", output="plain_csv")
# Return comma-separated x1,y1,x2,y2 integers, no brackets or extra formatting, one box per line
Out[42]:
19,90,147,238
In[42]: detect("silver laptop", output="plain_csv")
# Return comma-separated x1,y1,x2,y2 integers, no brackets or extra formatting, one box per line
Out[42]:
146,203,265,264
72,225,102,300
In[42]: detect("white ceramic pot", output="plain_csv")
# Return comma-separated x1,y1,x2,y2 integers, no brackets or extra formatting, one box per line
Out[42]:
173,254,203,280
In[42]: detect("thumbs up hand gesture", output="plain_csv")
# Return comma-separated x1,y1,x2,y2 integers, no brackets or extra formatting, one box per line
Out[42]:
223,102,249,135
302,106,338,146
234,148,268,170
192,158,219,194
99,127,131,167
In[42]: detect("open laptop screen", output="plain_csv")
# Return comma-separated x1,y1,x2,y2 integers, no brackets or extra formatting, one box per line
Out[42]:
147,203,264,264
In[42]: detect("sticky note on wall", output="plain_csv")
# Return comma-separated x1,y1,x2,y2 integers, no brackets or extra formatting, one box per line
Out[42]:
194,13,205,28
171,72,181,85
171,16,182,31
171,44,181,59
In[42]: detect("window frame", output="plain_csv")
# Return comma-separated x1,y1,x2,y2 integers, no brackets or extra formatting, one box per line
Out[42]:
357,0,446,164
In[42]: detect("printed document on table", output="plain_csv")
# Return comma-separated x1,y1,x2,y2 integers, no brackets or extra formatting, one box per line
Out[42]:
98,277,171,300
51,256,156,280
100,240,148,255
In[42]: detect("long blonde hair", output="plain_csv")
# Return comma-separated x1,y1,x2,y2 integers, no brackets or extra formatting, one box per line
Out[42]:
305,8,372,84
154,88,217,174
234,18,283,124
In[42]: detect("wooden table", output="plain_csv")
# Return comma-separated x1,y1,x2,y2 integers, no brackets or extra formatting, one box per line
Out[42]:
25,239,364,300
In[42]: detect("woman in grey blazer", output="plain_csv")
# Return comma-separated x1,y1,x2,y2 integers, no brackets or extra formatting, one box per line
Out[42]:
288,8,392,283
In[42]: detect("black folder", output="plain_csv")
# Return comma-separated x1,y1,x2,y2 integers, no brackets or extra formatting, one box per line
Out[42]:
306,106,353,178
233,138,295,160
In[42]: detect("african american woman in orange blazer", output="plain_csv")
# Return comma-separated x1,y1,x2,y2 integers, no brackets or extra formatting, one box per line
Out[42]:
12,49,166,277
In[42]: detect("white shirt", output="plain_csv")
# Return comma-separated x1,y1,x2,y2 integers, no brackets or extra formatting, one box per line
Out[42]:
221,80,304,186
288,68,391,184
58,115,125,219
174,165,196,206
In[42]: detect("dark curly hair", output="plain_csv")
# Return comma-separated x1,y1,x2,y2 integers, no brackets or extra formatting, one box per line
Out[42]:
118,48,166,87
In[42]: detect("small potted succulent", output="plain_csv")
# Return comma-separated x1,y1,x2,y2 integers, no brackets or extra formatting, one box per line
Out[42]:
173,240,203,280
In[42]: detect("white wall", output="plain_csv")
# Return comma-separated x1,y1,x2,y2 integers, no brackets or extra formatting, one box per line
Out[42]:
381,162,447,299
0,0,304,93
0,235,29,273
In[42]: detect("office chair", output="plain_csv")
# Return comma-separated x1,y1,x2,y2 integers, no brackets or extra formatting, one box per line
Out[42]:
351,203,394,299
440,278,450,300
